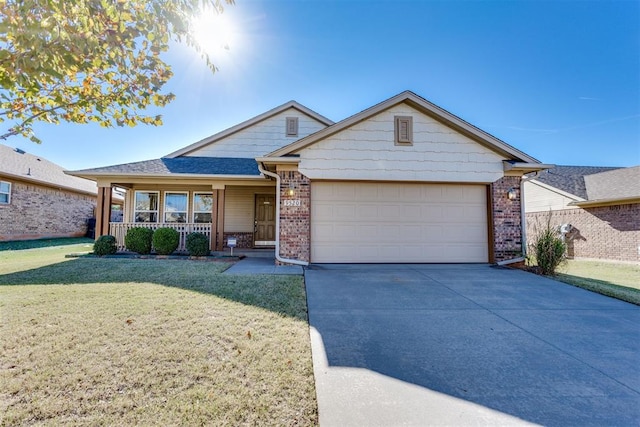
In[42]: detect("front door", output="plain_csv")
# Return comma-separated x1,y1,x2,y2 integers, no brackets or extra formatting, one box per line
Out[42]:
255,195,276,246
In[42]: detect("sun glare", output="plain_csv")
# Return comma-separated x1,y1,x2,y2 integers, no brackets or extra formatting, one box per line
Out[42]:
192,9,237,57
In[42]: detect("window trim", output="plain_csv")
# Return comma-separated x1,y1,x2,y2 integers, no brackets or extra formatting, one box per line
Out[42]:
192,192,214,223
0,180,11,205
163,191,189,223
394,116,413,145
134,190,159,223
286,117,299,137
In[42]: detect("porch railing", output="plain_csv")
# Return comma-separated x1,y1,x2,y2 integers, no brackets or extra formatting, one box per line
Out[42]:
110,222,212,252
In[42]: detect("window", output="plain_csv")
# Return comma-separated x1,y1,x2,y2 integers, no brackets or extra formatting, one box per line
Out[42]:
164,192,188,223
193,192,214,223
286,117,299,137
0,181,10,204
395,116,413,145
134,191,159,222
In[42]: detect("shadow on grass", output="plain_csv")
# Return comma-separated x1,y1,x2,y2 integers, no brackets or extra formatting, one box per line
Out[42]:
555,273,640,306
0,257,308,320
0,237,94,251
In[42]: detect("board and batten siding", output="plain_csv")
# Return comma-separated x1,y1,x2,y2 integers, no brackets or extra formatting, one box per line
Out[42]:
298,104,507,182
523,181,580,213
224,186,275,232
186,108,328,158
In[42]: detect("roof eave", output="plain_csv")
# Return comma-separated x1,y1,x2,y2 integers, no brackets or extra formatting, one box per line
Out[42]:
66,171,266,181
504,162,555,173
2,171,97,196
570,196,640,208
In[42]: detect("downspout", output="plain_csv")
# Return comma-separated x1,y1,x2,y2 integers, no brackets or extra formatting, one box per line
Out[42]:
257,162,309,266
520,171,542,258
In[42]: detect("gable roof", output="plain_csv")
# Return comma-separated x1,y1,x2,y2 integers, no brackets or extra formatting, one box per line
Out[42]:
532,165,621,199
265,90,541,164
583,165,640,201
165,101,334,158
69,157,261,179
0,143,98,196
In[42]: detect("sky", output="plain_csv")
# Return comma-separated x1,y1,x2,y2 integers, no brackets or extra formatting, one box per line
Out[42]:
4,0,640,170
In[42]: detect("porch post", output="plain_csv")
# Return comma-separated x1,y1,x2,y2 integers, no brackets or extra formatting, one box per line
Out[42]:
210,193,218,251
95,186,112,238
216,188,225,251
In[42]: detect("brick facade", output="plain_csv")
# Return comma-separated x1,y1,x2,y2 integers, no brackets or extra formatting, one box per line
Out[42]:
0,180,95,241
223,232,254,249
277,170,311,264
526,203,640,263
490,176,523,262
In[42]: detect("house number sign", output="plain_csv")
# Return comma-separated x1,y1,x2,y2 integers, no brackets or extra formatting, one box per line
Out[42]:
283,199,301,207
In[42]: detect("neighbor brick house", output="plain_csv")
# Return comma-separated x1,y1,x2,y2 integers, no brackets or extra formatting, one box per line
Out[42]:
69,91,550,264
524,166,640,263
0,144,99,241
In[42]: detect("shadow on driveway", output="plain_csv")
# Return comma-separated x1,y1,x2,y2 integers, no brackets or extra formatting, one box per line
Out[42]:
305,264,640,426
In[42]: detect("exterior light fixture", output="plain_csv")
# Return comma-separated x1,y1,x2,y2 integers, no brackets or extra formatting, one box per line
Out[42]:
507,187,518,201
286,182,296,197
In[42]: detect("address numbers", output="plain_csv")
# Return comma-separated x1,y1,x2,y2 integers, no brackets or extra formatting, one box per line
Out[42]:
283,199,301,207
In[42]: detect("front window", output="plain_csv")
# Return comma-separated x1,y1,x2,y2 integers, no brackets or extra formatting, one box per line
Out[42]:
0,181,10,204
164,192,188,223
193,192,213,223
134,191,158,222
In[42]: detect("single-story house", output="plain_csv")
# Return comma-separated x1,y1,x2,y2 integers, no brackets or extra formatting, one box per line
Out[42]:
524,165,640,263
68,91,551,264
0,143,123,241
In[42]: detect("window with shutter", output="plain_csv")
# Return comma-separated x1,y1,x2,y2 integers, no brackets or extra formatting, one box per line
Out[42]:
286,117,299,137
395,116,413,145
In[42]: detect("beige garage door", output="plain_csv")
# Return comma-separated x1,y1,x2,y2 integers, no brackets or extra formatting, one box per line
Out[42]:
311,182,489,263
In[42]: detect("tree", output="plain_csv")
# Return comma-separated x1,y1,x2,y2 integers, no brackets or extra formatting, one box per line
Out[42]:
0,0,233,143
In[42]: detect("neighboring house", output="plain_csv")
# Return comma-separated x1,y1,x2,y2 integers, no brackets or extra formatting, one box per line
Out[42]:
524,166,640,263
69,91,550,264
0,144,123,241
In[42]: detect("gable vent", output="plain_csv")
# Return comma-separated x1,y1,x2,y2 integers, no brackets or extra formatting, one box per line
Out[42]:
395,116,413,145
286,117,299,137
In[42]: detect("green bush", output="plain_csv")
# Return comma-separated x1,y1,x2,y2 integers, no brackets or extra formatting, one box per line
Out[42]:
152,227,180,255
124,227,153,255
93,235,117,256
532,219,566,276
186,232,210,257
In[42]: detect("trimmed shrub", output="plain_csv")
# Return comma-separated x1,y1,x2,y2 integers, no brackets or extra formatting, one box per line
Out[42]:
125,227,153,255
153,227,180,255
530,215,566,276
93,235,117,256
186,232,210,257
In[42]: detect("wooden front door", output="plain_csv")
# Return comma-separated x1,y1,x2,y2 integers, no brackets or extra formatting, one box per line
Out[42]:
255,195,276,246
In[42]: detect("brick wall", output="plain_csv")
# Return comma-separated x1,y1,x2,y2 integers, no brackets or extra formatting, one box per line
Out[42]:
277,170,310,264
0,181,96,241
490,176,523,262
223,232,253,249
526,203,640,263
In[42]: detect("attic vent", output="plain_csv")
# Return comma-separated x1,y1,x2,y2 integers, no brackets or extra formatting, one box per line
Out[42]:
286,117,299,137
15,148,26,154
394,116,413,145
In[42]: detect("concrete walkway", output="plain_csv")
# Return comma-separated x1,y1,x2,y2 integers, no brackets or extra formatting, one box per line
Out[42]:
223,253,303,275
305,264,640,426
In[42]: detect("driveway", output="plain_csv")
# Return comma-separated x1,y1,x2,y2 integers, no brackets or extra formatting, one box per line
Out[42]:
305,264,640,426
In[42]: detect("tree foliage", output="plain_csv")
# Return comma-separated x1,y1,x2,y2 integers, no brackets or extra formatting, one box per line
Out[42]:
0,0,233,143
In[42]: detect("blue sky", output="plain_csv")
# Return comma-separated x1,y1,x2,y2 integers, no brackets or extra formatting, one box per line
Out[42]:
6,0,640,170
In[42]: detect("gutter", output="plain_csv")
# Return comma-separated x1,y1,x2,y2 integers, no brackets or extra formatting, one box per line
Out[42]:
257,162,309,267
520,171,542,258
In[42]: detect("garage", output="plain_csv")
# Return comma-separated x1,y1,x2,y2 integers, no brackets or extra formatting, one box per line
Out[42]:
311,182,489,263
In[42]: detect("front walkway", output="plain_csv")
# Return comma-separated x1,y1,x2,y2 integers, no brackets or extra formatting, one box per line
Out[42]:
223,250,304,275
305,263,640,426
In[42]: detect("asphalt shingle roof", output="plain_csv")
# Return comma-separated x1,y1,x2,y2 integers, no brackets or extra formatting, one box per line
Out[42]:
0,143,98,194
533,165,621,199
71,157,262,176
583,166,640,201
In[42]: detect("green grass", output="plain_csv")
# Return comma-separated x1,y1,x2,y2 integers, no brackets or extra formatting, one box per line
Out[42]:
0,244,317,425
554,260,640,305
0,237,94,252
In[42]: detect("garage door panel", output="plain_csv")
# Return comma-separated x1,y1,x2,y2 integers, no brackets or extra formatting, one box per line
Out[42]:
311,182,488,263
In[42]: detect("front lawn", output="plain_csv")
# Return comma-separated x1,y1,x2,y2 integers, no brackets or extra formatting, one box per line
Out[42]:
0,243,317,425
555,259,640,305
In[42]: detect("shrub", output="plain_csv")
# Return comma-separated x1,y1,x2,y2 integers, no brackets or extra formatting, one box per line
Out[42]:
124,227,153,255
531,216,566,276
152,227,180,255
93,235,117,256
186,232,210,257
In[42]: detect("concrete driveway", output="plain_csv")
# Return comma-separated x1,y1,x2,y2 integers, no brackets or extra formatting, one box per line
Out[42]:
305,264,640,426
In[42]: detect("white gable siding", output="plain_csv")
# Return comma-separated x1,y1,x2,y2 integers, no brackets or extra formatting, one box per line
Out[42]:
524,181,579,212
186,109,327,158
297,104,507,182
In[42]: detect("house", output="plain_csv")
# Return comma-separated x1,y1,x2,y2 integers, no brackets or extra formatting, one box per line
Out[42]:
524,166,640,263
0,143,122,241
68,91,551,264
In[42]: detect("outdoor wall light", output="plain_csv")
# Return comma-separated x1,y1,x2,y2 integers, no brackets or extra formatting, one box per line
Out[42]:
507,187,518,201
286,182,296,197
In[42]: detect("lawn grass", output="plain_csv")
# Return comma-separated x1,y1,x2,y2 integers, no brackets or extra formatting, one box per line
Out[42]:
554,259,640,305
0,243,317,425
